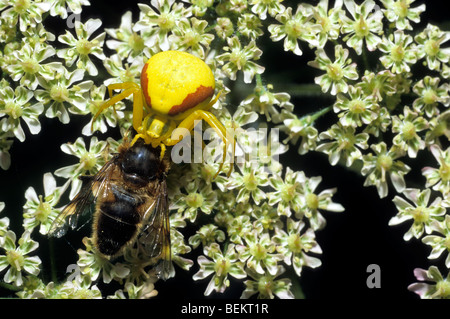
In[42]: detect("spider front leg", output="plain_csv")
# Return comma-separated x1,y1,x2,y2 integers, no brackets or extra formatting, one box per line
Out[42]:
167,110,235,177
91,82,143,132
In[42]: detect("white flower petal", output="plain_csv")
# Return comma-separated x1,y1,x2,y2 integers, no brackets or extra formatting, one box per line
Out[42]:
43,173,57,196
85,19,102,37
25,187,39,203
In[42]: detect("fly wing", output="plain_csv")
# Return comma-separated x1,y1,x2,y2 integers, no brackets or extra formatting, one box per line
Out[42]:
48,157,117,238
142,179,173,280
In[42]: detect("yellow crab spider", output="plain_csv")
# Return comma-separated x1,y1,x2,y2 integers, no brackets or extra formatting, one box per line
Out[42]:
92,50,234,176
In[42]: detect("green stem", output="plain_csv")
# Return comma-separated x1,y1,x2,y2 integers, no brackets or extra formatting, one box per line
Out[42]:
256,73,264,88
0,281,21,292
290,277,305,299
309,105,332,122
361,48,370,71
204,23,217,33
48,237,57,283
277,84,325,98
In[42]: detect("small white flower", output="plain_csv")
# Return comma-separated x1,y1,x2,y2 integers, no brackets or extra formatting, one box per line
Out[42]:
23,173,69,235
57,18,106,76
0,230,41,287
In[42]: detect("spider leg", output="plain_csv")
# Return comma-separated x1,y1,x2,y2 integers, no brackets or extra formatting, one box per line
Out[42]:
91,82,142,132
165,110,235,177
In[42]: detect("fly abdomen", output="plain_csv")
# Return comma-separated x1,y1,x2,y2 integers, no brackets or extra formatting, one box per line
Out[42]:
94,187,143,256
101,199,141,225
95,212,137,256
104,186,142,224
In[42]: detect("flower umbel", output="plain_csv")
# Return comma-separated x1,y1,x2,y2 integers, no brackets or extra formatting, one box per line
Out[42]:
57,19,106,76
340,0,383,55
390,188,446,241
361,142,411,198
408,266,450,299
0,85,43,142
308,45,359,95
412,76,450,118
273,218,322,276
391,107,428,158
422,215,450,269
54,137,109,199
242,266,294,299
380,0,425,31
415,24,450,71
193,243,246,296
378,30,418,74
422,145,450,196
268,4,321,56
5,42,56,90
0,231,41,287
216,36,265,83
317,123,369,167
23,173,68,235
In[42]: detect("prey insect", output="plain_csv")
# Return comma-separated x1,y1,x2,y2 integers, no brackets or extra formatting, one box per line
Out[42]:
49,140,173,280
